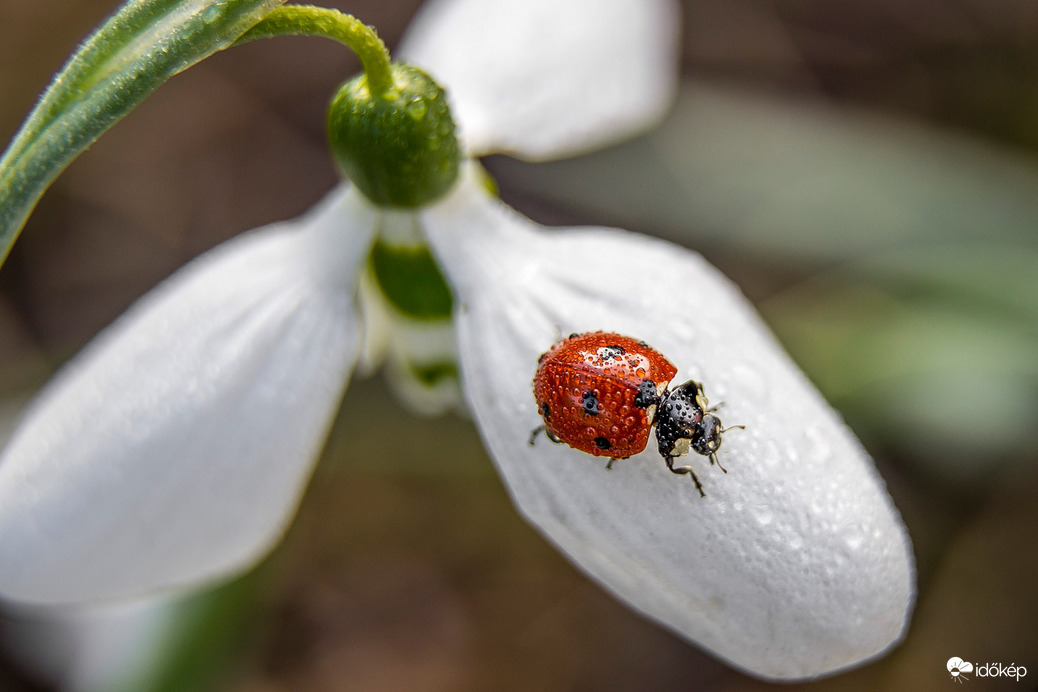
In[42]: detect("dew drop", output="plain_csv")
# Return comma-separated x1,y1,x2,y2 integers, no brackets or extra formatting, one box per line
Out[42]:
407,96,428,119
804,425,831,465
730,361,767,404
760,439,781,468
751,505,773,527
842,523,866,552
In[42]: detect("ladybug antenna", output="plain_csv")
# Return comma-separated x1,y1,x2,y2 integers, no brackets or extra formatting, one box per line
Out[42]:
709,452,728,473
710,424,744,473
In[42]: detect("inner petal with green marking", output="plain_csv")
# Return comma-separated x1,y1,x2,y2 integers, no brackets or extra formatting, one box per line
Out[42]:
358,209,460,414
368,237,453,321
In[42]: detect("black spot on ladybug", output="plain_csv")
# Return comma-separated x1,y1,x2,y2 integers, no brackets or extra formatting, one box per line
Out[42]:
600,344,626,360
540,402,551,419
568,332,581,340
634,379,658,409
582,390,601,415
594,436,612,450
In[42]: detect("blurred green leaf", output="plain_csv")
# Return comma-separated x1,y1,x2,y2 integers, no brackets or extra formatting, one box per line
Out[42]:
0,0,284,265
764,244,1038,479
134,570,265,692
495,81,1038,261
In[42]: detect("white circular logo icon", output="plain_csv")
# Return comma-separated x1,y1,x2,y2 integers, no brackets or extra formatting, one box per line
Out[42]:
947,657,974,683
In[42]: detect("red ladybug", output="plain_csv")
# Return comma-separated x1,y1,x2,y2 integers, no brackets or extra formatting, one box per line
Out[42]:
531,332,741,496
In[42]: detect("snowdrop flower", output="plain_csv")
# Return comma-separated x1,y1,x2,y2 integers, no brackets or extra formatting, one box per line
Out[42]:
0,0,914,681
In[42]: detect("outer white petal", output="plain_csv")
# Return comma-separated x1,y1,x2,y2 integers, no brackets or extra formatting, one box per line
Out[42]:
3,595,180,692
422,173,915,680
0,187,376,604
398,0,680,160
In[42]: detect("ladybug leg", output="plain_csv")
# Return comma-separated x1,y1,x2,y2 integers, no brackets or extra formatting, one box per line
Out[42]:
528,425,562,447
665,456,706,498
605,456,630,470
709,452,728,473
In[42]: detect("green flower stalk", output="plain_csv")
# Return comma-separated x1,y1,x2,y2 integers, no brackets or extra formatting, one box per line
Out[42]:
0,0,284,264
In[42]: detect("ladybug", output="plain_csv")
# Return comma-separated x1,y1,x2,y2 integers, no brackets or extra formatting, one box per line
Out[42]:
530,331,741,497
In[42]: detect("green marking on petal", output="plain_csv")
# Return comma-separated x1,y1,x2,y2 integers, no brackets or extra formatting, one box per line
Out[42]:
369,238,453,320
476,163,499,197
407,361,459,387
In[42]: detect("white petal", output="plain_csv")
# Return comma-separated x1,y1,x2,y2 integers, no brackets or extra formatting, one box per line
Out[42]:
2,595,180,692
0,187,377,604
398,0,680,160
357,268,463,416
423,173,915,680
381,316,463,416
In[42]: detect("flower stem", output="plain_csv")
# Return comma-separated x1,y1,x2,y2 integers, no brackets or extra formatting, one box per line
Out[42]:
234,5,396,98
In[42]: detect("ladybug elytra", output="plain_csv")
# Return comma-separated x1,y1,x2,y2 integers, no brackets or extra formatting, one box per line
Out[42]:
530,331,741,496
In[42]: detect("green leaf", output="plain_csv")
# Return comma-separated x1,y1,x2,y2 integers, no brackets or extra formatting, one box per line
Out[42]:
763,244,1038,477
0,0,285,265
495,81,1038,262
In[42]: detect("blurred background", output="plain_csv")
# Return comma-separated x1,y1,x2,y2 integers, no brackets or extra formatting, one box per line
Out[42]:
1,0,1037,689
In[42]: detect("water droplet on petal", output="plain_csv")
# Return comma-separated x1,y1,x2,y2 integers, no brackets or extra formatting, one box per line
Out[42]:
804,425,831,465
843,523,866,551
751,505,773,527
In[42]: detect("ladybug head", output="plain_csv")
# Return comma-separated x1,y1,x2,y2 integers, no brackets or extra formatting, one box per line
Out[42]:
691,413,724,457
